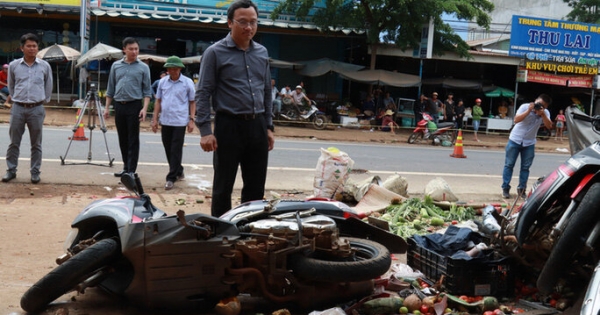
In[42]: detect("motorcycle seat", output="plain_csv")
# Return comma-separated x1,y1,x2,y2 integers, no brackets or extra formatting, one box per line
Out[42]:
438,122,454,128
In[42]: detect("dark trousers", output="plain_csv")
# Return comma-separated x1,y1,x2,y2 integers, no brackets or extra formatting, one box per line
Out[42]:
161,125,186,182
114,101,142,173
211,113,269,217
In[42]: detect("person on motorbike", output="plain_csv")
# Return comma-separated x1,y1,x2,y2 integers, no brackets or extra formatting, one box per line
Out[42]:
290,85,311,115
501,94,553,199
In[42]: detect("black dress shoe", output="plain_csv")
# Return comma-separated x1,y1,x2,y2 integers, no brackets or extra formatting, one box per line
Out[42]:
114,170,127,177
31,174,40,184
2,172,16,182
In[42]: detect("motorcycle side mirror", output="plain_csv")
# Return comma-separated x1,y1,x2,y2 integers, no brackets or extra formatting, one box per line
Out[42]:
121,173,139,195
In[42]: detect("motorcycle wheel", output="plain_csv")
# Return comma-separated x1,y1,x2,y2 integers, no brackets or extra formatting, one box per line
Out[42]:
20,238,120,313
313,114,328,130
290,237,391,282
408,132,423,144
536,182,600,294
277,109,297,127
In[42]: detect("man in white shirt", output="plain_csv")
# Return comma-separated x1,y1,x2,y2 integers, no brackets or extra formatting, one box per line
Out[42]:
151,56,196,190
271,79,281,114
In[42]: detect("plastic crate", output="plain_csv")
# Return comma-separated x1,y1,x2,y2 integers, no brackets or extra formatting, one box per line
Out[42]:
407,237,514,297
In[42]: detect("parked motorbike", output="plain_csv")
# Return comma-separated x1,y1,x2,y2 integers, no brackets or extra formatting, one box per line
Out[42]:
408,112,456,145
498,106,600,297
20,173,393,313
537,124,551,140
276,99,329,130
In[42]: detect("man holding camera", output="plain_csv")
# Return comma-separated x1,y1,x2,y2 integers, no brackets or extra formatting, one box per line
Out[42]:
501,94,553,199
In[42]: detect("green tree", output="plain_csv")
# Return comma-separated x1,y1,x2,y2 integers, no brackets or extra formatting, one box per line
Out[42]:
563,0,600,23
270,0,494,70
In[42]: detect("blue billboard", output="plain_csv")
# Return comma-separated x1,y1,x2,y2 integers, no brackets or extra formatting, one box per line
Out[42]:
509,15,600,68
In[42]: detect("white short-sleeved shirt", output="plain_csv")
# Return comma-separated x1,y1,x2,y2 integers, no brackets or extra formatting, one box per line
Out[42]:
156,74,195,127
509,103,550,147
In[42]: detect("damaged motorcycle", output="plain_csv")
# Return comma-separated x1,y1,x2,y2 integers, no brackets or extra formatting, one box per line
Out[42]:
499,105,600,297
20,173,394,313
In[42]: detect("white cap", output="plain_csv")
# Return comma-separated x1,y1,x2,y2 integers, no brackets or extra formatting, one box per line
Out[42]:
295,85,302,89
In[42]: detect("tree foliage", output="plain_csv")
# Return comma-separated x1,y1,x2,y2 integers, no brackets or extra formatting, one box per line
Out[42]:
563,0,600,23
270,0,494,60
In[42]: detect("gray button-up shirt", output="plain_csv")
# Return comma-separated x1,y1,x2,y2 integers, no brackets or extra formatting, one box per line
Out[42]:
8,58,53,104
195,33,272,136
106,58,152,102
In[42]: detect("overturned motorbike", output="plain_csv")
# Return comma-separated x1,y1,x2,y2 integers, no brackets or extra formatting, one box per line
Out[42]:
408,112,456,145
498,105,600,297
21,174,393,313
276,99,329,130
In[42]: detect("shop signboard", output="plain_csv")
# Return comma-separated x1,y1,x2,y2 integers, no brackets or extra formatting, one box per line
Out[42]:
98,0,323,14
521,67,593,88
509,15,600,73
3,0,79,4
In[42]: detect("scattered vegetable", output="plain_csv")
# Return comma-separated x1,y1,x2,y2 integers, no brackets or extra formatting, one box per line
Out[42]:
404,294,423,312
379,197,476,238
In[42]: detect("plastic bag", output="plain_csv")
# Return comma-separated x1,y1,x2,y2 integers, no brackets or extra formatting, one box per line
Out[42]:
424,177,458,202
313,147,354,199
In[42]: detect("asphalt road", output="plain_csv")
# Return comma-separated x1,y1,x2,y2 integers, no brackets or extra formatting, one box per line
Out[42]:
0,125,570,200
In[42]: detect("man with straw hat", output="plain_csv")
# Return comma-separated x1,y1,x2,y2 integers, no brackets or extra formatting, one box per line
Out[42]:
151,56,196,190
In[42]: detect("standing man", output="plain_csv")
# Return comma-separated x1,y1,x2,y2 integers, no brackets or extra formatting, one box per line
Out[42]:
151,56,196,190
2,33,52,183
415,94,429,126
472,98,484,142
104,37,152,177
195,0,274,217
429,92,443,124
443,92,455,123
501,94,553,199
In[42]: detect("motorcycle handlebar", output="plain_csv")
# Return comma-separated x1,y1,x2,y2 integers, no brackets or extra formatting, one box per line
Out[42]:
572,112,593,122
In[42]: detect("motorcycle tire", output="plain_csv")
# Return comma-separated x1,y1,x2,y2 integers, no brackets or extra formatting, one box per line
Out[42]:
536,182,600,295
313,114,328,130
408,132,423,144
20,238,120,313
290,237,391,282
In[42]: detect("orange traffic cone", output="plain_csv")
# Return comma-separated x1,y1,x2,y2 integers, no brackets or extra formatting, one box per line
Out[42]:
450,129,466,158
69,109,88,141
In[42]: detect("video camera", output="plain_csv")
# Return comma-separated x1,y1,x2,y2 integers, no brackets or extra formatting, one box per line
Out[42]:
534,102,544,110
88,81,98,93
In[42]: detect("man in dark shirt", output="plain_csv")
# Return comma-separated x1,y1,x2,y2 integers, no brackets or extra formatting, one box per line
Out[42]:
195,0,274,217
415,94,429,126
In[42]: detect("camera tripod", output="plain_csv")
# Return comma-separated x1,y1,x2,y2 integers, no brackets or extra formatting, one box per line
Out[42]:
60,86,114,167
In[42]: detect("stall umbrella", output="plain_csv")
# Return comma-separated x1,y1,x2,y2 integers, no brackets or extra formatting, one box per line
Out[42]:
36,44,81,104
484,86,515,117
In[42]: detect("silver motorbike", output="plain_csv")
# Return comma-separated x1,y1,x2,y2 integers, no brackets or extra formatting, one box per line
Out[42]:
276,98,329,130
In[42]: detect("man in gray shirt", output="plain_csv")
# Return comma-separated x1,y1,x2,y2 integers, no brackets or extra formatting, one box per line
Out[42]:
2,33,52,184
104,37,152,177
195,0,274,217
